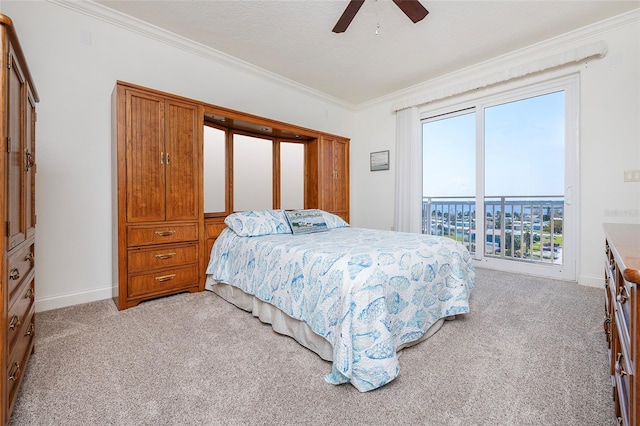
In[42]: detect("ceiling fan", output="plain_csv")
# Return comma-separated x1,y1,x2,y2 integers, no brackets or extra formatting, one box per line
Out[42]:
332,0,429,33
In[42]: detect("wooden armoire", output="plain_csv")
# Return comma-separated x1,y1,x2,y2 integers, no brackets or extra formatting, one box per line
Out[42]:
113,81,350,310
112,82,204,310
0,15,38,425
305,135,350,223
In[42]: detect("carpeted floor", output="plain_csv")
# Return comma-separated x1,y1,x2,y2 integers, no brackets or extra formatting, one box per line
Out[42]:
10,268,615,425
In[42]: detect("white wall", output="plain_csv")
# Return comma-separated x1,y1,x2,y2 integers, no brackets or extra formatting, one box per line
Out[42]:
351,11,640,287
1,0,355,311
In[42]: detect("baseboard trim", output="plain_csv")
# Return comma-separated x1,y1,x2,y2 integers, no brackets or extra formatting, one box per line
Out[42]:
579,274,603,288
35,286,113,313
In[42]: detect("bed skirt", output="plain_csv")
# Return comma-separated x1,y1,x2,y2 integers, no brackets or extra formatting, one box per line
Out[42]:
205,275,446,362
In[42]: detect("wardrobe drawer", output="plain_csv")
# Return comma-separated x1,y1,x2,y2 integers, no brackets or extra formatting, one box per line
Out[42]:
7,241,35,300
127,223,198,247
128,264,199,299
7,278,35,352
128,243,198,273
615,283,632,353
6,309,35,412
614,348,631,426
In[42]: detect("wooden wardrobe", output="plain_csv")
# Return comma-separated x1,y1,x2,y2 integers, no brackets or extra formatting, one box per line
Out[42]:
305,135,349,223
0,15,38,425
112,82,350,310
112,83,204,310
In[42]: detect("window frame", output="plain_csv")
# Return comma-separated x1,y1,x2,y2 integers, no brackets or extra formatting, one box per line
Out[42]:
203,123,307,217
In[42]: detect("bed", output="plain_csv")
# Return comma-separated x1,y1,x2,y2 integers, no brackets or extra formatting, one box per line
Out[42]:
205,209,475,392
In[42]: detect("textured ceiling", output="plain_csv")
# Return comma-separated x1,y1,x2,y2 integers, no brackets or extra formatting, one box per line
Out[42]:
93,0,640,106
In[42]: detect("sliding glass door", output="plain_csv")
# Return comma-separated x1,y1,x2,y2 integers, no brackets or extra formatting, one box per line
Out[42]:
422,76,578,280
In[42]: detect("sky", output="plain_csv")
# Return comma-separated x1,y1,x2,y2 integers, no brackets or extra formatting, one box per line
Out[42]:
423,90,565,198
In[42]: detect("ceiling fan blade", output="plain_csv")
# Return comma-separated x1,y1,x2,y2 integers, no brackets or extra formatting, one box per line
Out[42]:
392,0,429,23
332,0,366,33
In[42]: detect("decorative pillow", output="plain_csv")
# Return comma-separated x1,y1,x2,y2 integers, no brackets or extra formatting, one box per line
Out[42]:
285,209,329,235
320,211,350,229
224,210,292,237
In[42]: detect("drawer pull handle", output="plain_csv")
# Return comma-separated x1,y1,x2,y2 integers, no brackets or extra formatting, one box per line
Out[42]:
603,316,611,335
25,251,34,262
25,322,35,337
615,353,628,376
617,287,629,304
25,149,35,171
155,230,176,237
155,274,176,282
8,315,19,330
155,252,176,260
25,286,34,300
8,362,20,382
9,268,20,280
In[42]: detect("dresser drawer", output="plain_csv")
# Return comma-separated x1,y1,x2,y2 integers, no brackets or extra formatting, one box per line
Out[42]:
128,243,198,273
614,348,632,426
127,223,199,247
6,308,35,410
128,264,199,299
615,283,632,356
6,241,35,301
7,278,35,352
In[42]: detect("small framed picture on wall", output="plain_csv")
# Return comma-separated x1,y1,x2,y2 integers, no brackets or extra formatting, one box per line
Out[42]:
370,150,390,171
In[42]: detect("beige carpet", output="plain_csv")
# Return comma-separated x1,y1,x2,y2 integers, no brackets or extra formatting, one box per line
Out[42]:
10,268,614,425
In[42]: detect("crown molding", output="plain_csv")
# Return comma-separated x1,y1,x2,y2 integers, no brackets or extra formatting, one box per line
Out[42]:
48,0,356,110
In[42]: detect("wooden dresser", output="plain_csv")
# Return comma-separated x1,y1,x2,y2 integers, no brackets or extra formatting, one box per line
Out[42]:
603,223,640,426
112,82,204,310
0,14,38,424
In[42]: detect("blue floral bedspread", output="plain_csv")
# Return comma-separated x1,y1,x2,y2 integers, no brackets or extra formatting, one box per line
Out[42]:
206,227,475,392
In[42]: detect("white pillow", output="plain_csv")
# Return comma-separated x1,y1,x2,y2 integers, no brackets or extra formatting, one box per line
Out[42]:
224,210,292,237
320,211,350,229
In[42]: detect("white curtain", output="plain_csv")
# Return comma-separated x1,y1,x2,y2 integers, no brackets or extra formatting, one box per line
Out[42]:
391,41,607,112
394,106,422,233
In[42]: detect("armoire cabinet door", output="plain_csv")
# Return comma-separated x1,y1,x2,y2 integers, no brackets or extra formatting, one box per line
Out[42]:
125,90,166,223
125,91,199,223
6,43,26,250
164,99,199,221
331,138,349,215
25,87,37,239
319,136,349,221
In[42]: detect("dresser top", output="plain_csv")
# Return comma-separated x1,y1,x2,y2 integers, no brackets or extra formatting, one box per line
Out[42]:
603,223,640,284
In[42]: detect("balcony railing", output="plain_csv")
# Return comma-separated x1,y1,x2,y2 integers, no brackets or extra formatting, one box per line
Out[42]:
422,195,564,264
